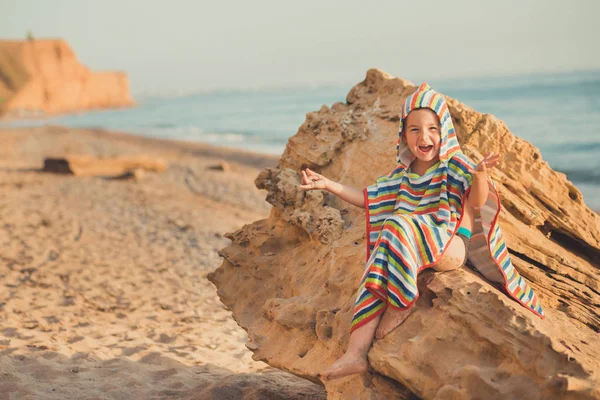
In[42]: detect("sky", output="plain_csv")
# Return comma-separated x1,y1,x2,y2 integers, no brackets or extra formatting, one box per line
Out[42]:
1,0,599,96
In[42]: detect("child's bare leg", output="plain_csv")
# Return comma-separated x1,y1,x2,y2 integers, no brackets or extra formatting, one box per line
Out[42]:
375,235,466,339
319,314,381,380
375,304,413,339
432,234,467,272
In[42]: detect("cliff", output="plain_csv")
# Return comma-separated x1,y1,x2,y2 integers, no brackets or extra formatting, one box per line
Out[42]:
0,39,133,117
209,69,600,399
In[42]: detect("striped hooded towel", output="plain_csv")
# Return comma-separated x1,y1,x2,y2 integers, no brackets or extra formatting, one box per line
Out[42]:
351,83,545,332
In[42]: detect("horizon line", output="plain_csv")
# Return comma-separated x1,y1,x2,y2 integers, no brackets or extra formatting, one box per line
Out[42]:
133,67,600,100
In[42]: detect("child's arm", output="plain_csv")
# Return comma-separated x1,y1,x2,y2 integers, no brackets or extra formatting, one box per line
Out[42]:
468,152,501,207
299,168,365,209
326,180,365,208
468,172,490,207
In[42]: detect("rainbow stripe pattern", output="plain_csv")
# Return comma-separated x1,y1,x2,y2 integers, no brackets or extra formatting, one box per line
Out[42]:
351,83,545,332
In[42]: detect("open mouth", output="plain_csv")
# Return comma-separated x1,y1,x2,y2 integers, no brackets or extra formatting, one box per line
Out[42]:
418,145,434,154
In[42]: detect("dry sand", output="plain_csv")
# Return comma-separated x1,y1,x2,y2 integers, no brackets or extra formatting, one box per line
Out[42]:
0,126,325,399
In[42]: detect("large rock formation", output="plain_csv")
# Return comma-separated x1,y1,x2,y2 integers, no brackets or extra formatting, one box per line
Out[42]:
0,39,133,117
209,69,600,399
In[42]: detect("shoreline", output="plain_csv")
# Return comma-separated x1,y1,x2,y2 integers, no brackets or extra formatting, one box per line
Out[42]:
2,125,597,215
4,125,597,214
0,125,280,170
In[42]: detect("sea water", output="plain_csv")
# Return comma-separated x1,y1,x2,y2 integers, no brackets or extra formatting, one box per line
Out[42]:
4,70,599,209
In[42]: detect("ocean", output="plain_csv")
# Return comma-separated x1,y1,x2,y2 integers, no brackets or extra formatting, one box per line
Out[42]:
4,70,599,209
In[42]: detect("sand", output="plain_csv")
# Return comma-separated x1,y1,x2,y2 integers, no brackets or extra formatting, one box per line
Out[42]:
0,126,325,399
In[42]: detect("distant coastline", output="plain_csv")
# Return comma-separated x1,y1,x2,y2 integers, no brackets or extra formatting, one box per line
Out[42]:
0,39,133,119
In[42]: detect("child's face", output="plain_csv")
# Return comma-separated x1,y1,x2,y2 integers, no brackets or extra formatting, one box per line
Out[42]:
403,108,441,163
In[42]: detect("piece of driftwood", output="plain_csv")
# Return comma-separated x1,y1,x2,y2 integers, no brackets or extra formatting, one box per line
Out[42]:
43,155,167,177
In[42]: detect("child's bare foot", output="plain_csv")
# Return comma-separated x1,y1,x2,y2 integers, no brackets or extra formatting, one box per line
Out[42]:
375,306,412,339
319,351,368,381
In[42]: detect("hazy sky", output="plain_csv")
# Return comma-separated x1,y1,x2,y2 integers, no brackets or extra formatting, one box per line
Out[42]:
1,0,599,96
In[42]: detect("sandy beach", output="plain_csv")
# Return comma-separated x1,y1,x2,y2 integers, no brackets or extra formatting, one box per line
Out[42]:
0,126,325,399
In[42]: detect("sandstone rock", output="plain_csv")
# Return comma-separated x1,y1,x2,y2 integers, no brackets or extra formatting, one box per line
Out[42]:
43,155,167,177
0,39,133,117
209,69,600,399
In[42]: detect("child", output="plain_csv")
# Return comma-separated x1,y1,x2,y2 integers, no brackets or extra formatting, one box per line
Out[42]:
298,83,545,380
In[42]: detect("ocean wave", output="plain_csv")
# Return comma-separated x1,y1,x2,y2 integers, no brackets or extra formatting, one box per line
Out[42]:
556,168,600,184
139,125,248,143
557,142,600,152
150,122,177,129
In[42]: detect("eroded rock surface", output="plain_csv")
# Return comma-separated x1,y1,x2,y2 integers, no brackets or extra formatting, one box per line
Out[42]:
210,69,600,399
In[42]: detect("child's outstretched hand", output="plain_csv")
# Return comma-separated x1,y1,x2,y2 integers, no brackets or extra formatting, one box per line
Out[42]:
299,168,329,191
471,151,501,176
